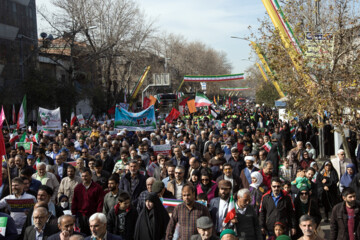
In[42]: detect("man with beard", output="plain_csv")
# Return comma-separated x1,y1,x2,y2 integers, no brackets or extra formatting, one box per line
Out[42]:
330,187,360,240
103,175,120,216
209,180,232,236
57,165,82,205
119,160,147,207
166,184,211,240
240,156,259,189
167,166,190,200
216,164,243,195
298,215,324,240
162,164,176,187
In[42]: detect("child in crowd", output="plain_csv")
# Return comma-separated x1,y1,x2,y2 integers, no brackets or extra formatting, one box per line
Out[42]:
279,158,293,182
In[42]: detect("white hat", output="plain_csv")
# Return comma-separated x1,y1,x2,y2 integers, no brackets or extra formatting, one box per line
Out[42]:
244,156,255,162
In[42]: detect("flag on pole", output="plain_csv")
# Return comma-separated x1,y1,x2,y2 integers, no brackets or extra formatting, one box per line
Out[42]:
0,106,5,129
10,130,19,143
262,141,273,152
223,195,236,227
0,129,4,185
149,95,157,106
12,104,16,124
179,97,189,107
195,92,212,107
32,133,39,144
70,112,77,126
290,127,296,134
165,108,180,124
19,132,30,142
17,95,27,129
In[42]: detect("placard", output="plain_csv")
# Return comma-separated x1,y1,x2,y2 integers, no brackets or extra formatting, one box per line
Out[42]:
152,144,171,156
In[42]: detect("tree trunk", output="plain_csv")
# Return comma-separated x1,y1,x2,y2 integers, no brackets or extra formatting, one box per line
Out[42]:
338,125,351,159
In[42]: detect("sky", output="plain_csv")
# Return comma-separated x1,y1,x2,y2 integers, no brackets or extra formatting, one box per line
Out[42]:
36,0,266,74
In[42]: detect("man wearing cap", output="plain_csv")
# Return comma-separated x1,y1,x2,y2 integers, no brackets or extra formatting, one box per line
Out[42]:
332,149,352,180
152,180,174,198
240,156,259,189
190,216,219,240
220,229,238,240
209,180,232,235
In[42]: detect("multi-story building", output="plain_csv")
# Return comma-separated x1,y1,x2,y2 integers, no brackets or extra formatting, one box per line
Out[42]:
0,0,37,104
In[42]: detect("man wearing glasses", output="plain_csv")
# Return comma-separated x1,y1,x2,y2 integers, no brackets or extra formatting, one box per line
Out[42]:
259,177,296,238
332,149,352,180
167,166,189,199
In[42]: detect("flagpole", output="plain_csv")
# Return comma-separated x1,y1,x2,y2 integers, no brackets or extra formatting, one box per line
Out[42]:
4,118,11,131
3,154,11,195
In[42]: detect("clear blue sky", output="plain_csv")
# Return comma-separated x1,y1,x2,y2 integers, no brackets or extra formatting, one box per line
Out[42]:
37,0,265,74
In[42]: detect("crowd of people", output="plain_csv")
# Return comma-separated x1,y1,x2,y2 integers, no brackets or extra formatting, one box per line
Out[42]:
0,101,360,240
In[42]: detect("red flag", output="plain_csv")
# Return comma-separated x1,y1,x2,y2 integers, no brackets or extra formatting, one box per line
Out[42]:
143,97,150,109
165,108,180,123
179,97,189,107
0,122,4,186
107,106,115,115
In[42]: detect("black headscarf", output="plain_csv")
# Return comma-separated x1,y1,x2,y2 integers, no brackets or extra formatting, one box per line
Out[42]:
134,193,170,240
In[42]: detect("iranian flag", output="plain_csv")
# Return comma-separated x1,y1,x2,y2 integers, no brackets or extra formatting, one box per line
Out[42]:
290,127,296,134
10,130,19,143
32,133,39,144
17,95,27,129
263,141,273,152
223,195,236,227
19,132,31,142
195,93,212,107
70,112,77,126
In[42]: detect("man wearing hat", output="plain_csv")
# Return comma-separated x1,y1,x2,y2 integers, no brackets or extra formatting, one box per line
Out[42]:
190,216,219,240
209,180,233,236
240,156,259,189
220,229,238,240
151,180,174,198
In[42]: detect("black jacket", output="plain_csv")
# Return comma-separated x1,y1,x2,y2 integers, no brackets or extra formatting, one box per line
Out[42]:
23,224,59,240
107,205,138,240
119,172,147,207
259,190,296,232
330,201,360,240
234,205,262,240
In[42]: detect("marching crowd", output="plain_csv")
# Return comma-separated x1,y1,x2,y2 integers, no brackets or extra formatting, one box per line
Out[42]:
0,102,360,240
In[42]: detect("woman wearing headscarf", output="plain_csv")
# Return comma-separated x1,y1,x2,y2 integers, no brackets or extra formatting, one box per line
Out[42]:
339,163,356,192
189,169,201,188
299,151,314,170
134,193,170,240
196,171,218,203
305,142,316,159
249,171,267,214
316,161,340,222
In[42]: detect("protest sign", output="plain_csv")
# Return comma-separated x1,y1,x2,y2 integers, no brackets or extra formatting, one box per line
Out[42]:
37,107,61,131
5,198,35,212
152,144,171,156
115,105,156,131
77,114,85,125
15,142,33,154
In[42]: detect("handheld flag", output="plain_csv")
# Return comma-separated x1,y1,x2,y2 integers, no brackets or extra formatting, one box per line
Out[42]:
195,92,212,107
32,133,39,144
17,95,27,129
223,195,236,227
10,130,19,143
165,108,180,124
262,141,273,152
0,106,5,129
70,112,77,126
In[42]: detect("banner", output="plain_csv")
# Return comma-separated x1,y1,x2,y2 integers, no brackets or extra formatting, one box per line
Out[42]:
184,73,244,82
160,198,207,207
77,114,85,125
115,105,156,131
152,144,171,156
119,103,129,110
5,198,35,212
187,100,196,114
37,107,61,131
15,142,33,154
43,128,56,137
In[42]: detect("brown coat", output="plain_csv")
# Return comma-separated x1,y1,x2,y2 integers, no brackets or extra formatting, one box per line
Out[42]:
240,167,259,189
330,201,360,240
166,179,190,197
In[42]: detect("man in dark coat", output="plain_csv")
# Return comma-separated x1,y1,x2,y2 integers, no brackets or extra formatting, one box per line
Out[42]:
330,187,360,240
119,160,147,207
216,164,243,196
259,177,296,237
86,213,123,240
23,207,59,240
209,180,232,235
47,215,85,240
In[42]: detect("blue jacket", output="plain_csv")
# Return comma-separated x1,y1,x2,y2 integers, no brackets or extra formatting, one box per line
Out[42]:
29,178,42,193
